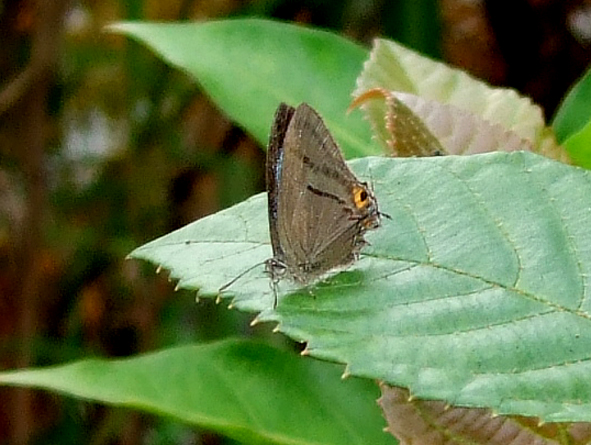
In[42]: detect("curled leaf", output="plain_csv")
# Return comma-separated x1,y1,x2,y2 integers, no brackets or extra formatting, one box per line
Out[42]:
355,39,568,162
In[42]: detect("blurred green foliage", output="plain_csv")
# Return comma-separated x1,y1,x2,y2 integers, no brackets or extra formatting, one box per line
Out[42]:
1,1,444,443
2,0,589,443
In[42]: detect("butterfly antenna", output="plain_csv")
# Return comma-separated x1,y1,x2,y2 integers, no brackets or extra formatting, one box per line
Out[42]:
218,261,264,294
365,166,391,221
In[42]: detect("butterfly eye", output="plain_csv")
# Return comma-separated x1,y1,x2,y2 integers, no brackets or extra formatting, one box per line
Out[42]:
353,186,370,209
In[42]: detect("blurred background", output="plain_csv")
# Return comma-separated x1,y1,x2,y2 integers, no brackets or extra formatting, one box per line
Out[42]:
0,0,589,443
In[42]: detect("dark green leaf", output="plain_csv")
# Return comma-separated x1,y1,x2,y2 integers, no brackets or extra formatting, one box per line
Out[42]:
563,119,591,169
108,19,383,158
553,67,591,144
0,339,393,445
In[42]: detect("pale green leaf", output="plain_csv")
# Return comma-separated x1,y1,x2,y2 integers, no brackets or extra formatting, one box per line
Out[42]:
131,152,591,422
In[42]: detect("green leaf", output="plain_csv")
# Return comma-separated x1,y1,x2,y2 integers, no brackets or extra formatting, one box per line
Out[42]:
131,151,591,422
553,66,591,144
107,18,383,158
355,39,562,158
0,339,393,445
564,119,591,169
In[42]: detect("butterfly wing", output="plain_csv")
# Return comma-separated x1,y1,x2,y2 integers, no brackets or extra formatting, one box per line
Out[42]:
266,103,295,265
271,103,379,282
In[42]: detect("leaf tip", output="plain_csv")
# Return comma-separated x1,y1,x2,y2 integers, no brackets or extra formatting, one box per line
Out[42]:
103,23,120,34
